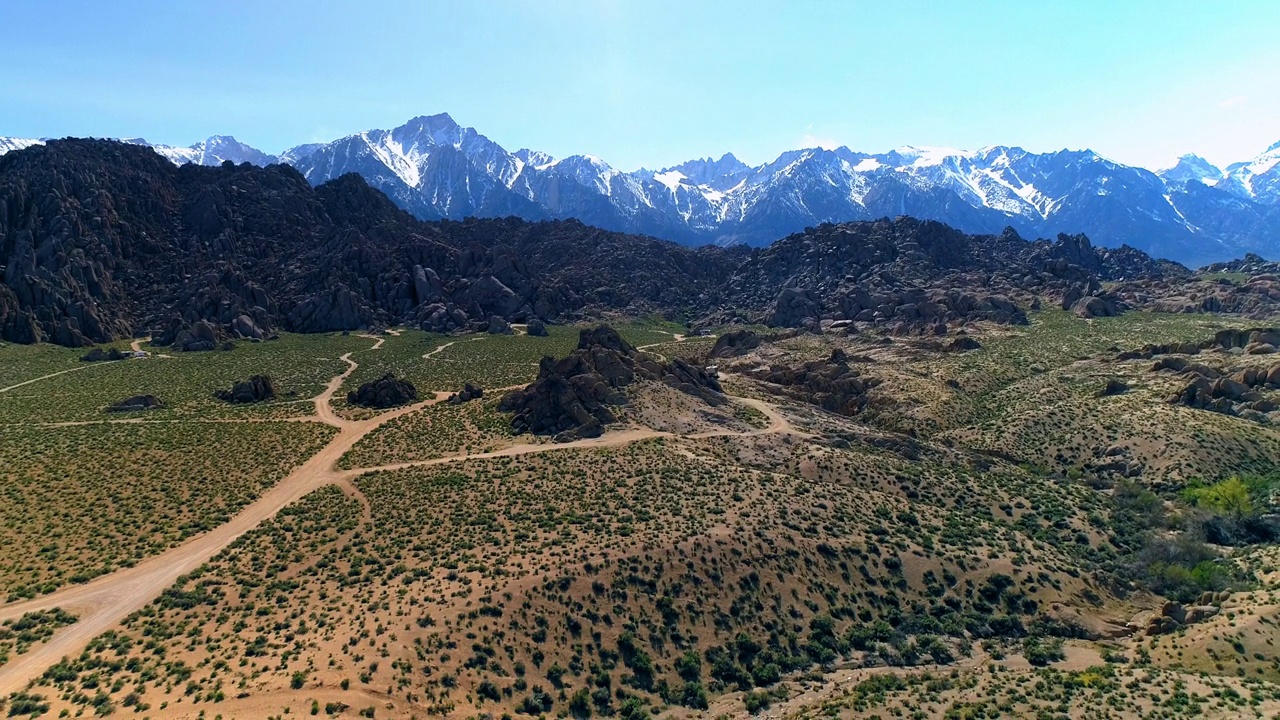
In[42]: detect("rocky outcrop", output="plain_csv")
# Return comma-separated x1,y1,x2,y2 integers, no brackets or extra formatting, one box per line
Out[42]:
499,325,724,441
739,348,880,416
732,223,1174,333
1079,443,1146,480
1071,294,1123,318
1202,253,1280,277
1118,342,1203,360
81,347,125,362
945,336,982,352
1123,329,1280,420
1151,356,1219,376
347,375,418,409
1120,328,1280,361
215,375,276,404
487,316,513,335
107,395,165,412
1211,328,1280,351
151,319,221,352
709,330,762,359
1098,379,1129,397
1137,597,1226,636
1121,273,1280,320
416,302,471,334
1162,360,1280,421
447,383,484,405
525,318,548,336
231,313,269,340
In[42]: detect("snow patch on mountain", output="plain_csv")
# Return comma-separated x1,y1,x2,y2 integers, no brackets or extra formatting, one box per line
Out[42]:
1221,142,1280,203
0,138,43,155
652,169,686,193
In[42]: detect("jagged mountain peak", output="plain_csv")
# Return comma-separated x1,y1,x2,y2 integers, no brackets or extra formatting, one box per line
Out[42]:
668,152,749,173
661,152,752,188
514,148,556,169
2,115,1278,266
1219,141,1280,203
392,113,467,142
279,143,324,164
403,111,458,128
1159,154,1224,186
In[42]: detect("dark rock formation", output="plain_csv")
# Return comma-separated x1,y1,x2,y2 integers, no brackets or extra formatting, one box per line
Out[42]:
739,348,880,416
499,325,723,441
1122,271,1280,320
1212,328,1280,351
81,347,125,362
1070,293,1124,318
1118,342,1203,360
945,336,982,352
347,374,418,409
447,383,484,404
1202,253,1280,277
107,395,165,412
215,375,276,404
1098,379,1129,397
731,224,1172,333
709,330,762,359
525,317,548,336
231,313,269,340
487,315,513,335
151,319,221,352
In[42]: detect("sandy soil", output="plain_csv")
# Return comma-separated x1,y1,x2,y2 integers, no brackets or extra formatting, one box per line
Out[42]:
0,333,799,696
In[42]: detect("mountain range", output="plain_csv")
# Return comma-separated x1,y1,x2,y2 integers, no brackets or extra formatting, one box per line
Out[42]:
3,114,1279,266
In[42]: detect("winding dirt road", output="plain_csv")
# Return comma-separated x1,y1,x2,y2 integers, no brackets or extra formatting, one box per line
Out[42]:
0,334,798,696
0,337,155,397
341,394,803,479
0,365,97,395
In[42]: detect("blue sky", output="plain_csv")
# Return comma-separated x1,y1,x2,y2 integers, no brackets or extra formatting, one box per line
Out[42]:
2,1,1278,171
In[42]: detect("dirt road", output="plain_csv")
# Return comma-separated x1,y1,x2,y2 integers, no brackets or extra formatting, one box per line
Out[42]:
0,341,413,695
0,334,799,696
0,365,96,395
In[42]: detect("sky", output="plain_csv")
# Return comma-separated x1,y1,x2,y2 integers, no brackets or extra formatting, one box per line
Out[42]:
2,1,1278,172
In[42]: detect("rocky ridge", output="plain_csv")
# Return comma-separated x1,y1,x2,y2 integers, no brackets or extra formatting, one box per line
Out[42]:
734,348,882,417
498,326,723,441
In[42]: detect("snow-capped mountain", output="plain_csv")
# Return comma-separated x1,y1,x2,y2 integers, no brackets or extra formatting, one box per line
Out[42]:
122,135,281,166
3,135,280,167
0,137,43,155
1221,141,1280,205
1158,154,1224,186
3,115,1278,266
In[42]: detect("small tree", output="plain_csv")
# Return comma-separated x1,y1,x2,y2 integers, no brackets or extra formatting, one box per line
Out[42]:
1186,477,1253,521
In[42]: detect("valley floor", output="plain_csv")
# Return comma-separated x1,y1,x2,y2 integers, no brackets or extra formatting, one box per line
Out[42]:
0,313,1279,719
